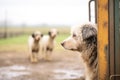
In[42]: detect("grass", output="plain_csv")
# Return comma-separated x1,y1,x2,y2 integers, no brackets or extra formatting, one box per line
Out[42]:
0,35,28,52
0,35,28,46
0,27,70,52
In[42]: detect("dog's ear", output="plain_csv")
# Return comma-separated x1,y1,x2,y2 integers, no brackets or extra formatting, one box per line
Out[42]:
48,31,51,36
32,33,35,38
82,27,97,40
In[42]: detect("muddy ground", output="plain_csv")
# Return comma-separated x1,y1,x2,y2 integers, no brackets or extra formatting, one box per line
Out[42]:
0,50,84,80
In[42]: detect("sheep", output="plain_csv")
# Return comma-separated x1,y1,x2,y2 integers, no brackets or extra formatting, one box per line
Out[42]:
40,28,58,60
28,31,43,63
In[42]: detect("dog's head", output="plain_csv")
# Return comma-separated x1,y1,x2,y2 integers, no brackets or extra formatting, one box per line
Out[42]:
48,28,58,39
61,23,97,52
32,31,43,41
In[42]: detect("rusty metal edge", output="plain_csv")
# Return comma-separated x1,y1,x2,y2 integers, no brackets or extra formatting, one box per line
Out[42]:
109,0,115,80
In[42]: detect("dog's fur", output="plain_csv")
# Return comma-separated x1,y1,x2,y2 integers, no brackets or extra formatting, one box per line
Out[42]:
40,28,58,60
61,23,97,80
28,31,43,63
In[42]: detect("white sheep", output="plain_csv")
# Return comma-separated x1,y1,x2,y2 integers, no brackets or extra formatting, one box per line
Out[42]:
40,28,58,60
28,31,43,63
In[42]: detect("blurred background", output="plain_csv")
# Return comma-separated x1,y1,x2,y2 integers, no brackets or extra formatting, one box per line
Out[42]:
0,0,95,52
0,0,95,80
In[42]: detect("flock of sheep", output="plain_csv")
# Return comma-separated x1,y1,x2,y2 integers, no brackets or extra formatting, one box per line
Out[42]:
28,28,58,63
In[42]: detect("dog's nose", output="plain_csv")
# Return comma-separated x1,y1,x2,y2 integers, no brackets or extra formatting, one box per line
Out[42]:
61,42,64,46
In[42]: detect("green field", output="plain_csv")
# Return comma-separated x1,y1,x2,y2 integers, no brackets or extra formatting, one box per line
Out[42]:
0,27,70,52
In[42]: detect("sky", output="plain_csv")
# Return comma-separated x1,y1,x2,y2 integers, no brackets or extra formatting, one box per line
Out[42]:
0,0,94,26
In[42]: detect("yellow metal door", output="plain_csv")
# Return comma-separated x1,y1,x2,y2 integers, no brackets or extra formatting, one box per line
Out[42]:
97,0,108,80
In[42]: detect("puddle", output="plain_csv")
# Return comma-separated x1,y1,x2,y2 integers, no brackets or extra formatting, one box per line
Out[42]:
53,69,84,80
0,65,30,79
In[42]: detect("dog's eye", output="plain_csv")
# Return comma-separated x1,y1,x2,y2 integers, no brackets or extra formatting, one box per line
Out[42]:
73,34,76,37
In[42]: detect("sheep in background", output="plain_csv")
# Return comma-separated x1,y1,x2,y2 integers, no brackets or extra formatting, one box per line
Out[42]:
40,28,58,60
28,31,43,63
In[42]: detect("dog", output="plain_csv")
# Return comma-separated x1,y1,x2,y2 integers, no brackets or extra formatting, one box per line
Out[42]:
40,28,58,60
28,31,43,63
61,23,97,80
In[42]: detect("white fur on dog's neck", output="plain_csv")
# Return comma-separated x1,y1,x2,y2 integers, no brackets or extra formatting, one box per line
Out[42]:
82,44,97,80
84,63,94,80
